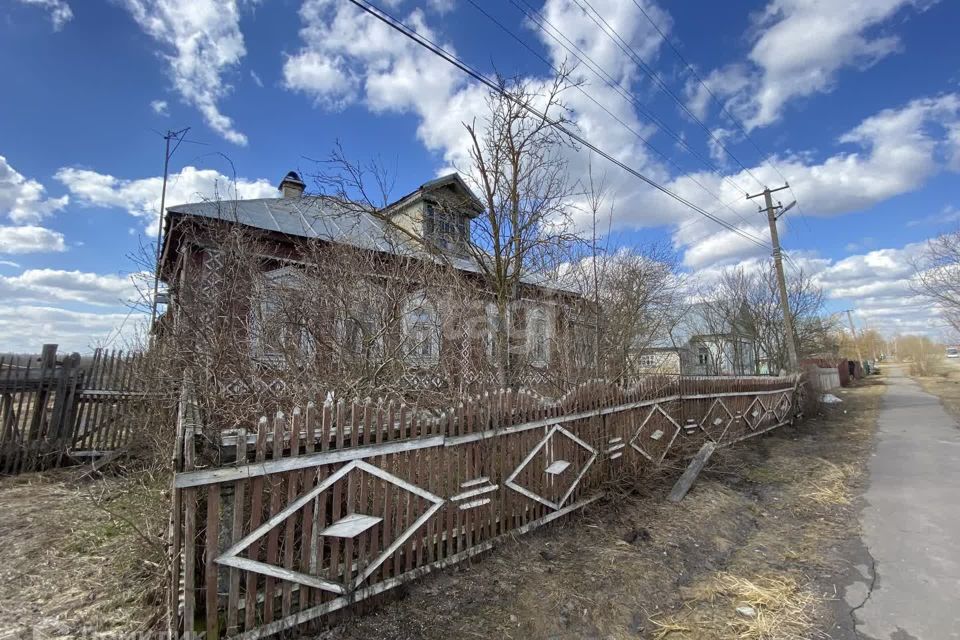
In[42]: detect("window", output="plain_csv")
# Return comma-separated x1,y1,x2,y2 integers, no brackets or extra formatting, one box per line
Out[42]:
527,308,550,366
697,346,710,366
252,266,306,360
404,293,440,365
425,203,468,251
343,307,379,357
638,353,657,368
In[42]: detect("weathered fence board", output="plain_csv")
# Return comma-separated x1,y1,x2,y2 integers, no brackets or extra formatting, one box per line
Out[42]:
170,374,802,639
0,345,145,474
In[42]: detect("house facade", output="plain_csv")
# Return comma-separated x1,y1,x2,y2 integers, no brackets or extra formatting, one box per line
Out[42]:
631,302,758,376
157,171,594,393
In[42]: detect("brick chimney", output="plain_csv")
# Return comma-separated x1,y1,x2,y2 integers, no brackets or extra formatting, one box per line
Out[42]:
278,171,305,198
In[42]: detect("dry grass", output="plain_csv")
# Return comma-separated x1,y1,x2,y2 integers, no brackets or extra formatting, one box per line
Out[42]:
913,359,960,420
652,572,819,640
0,468,168,637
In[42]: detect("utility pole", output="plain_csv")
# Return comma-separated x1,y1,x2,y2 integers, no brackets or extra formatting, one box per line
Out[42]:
150,127,190,331
844,309,865,364
747,184,798,373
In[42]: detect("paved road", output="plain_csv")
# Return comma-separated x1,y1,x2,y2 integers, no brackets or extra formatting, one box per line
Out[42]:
845,365,960,639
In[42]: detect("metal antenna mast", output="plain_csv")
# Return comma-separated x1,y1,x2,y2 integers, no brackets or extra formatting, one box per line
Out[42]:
150,127,190,331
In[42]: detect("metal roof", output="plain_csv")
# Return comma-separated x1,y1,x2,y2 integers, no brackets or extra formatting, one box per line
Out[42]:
165,194,577,293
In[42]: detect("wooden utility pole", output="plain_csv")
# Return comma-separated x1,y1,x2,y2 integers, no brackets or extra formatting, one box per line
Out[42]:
845,309,865,364
747,184,799,373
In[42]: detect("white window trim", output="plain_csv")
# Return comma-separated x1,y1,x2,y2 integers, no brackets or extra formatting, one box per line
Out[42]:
526,306,552,368
251,265,306,362
403,291,441,367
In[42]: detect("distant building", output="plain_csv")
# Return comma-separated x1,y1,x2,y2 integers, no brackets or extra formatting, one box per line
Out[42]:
632,302,757,376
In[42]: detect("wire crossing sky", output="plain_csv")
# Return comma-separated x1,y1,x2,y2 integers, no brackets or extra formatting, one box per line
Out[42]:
0,0,958,351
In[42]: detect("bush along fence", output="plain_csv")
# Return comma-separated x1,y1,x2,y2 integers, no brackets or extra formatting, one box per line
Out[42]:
0,344,144,474
170,374,803,639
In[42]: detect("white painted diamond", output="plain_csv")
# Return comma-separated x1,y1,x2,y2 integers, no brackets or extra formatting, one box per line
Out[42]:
320,513,382,538
545,459,571,475
505,425,597,511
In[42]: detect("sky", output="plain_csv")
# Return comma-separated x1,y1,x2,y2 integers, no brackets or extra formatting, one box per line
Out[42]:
1,0,959,353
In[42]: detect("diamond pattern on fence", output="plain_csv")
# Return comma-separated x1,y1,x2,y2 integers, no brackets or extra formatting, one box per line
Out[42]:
215,459,444,594
743,397,767,430
505,425,597,511
629,404,682,464
699,398,735,443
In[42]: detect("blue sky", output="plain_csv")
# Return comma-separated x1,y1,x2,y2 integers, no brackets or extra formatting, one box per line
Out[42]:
1,0,959,352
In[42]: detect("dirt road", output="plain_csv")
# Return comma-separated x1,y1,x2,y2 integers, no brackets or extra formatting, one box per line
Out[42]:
844,364,960,639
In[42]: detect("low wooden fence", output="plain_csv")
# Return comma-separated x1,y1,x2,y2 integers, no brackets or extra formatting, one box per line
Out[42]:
170,374,802,639
0,344,144,474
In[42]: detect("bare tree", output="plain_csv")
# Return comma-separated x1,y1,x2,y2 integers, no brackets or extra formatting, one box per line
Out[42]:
913,229,960,332
457,72,583,384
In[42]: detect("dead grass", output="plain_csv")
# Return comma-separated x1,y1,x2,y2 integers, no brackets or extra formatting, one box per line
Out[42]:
651,573,818,640
0,468,168,637
913,359,960,420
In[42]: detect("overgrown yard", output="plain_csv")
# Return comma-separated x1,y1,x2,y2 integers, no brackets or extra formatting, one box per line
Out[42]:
0,468,167,639
0,380,883,640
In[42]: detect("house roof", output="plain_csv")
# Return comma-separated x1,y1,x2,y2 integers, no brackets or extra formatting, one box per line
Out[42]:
383,173,485,218
163,176,576,294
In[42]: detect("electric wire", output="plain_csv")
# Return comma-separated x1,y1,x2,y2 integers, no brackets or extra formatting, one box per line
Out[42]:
469,0,768,247
343,0,770,251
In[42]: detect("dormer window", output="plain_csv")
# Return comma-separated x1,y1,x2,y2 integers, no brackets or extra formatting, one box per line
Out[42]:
424,202,468,252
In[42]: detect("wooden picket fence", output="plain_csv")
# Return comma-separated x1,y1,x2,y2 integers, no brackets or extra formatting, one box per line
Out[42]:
0,345,145,474
169,373,803,639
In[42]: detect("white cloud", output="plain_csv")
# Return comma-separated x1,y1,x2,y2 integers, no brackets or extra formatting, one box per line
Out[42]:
427,0,455,15
119,0,248,145
0,268,143,307
55,165,276,234
15,0,73,31
0,225,66,254
249,70,263,87
663,93,960,269
0,155,69,224
695,0,937,130
0,260,21,268
0,305,146,354
278,2,957,280
151,99,169,116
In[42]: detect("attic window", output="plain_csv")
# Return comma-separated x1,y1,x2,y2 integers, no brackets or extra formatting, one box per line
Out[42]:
425,203,468,251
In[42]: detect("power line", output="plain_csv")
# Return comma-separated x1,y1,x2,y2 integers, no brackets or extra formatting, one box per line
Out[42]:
511,0,751,199
343,0,770,252
574,0,766,189
469,0,768,247
628,0,815,235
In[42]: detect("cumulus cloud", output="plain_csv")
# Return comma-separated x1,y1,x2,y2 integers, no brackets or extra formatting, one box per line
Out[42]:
151,99,169,116
0,305,146,353
0,225,66,254
665,93,960,268
119,0,249,145
0,268,143,306
55,165,276,234
15,0,73,31
697,242,943,335
690,0,937,130
278,2,958,282
0,155,69,224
